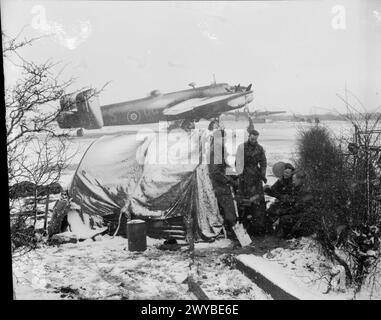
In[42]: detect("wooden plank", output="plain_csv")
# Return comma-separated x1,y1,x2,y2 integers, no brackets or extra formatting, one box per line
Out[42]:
235,255,325,300
187,276,209,300
235,259,298,300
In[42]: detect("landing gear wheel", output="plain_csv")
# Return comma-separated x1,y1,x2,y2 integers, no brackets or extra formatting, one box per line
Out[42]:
76,128,84,137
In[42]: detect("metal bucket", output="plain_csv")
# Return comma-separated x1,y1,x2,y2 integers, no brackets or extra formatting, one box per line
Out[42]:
126,219,147,252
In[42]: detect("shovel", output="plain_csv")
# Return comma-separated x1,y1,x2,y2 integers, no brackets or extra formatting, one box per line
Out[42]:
229,185,252,247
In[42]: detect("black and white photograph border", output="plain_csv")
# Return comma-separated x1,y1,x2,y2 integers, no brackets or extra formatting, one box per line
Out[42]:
3,0,381,301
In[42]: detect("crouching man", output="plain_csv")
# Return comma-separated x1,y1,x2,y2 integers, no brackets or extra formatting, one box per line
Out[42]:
266,171,313,239
263,162,295,232
264,163,295,200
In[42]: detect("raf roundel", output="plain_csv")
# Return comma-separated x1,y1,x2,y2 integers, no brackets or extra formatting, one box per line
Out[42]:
127,111,141,123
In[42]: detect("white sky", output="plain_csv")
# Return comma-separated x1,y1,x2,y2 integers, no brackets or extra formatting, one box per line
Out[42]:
2,0,381,114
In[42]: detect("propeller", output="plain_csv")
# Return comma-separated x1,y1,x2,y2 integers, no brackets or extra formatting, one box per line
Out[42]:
226,83,252,93
234,84,241,92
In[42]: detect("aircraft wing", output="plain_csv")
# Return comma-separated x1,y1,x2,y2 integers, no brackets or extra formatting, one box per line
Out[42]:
223,110,287,117
162,91,253,116
255,110,286,116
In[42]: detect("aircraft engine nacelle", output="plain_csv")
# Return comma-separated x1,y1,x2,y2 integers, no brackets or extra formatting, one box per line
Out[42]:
57,89,104,130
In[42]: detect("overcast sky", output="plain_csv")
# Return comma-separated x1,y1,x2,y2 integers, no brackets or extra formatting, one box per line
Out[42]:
2,0,381,114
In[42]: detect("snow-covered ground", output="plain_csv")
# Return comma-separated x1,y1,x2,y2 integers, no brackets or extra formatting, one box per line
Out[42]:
13,237,272,300
14,119,373,300
14,233,380,300
260,237,381,300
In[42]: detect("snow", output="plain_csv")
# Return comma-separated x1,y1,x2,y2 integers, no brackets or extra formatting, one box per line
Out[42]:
13,120,377,300
57,120,353,187
65,210,107,239
13,237,272,300
255,237,381,300
237,254,327,300
10,194,61,230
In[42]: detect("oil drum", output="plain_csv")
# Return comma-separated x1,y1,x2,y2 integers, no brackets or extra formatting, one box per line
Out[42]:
126,219,147,252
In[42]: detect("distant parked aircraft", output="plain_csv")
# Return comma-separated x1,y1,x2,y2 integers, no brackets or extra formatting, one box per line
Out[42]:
57,83,253,133
291,112,306,122
225,106,286,122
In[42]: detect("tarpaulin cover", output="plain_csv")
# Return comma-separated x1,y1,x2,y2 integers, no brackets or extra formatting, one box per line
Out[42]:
69,130,224,239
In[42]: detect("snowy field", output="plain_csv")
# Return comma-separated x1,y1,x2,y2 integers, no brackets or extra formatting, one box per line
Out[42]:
58,119,355,188
261,237,381,300
14,119,375,300
13,234,381,300
13,237,272,300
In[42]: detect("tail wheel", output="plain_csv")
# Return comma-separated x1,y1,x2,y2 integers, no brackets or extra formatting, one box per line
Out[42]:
76,128,84,137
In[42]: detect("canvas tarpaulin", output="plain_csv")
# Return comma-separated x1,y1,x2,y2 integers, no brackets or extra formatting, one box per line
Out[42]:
69,129,224,239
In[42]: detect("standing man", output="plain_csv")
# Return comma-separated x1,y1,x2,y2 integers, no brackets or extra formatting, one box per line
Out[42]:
207,119,237,231
235,128,267,235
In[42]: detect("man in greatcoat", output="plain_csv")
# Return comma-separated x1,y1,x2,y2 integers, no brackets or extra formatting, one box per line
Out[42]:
235,128,267,235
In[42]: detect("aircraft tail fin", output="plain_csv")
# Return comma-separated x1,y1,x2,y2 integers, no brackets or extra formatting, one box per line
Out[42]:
57,90,103,130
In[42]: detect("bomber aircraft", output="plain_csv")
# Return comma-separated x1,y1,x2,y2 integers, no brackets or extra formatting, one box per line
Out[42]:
225,106,286,121
57,82,254,133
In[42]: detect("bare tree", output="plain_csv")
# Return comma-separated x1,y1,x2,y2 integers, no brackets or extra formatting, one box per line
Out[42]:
3,30,108,257
4,31,107,187
16,134,74,230
4,31,74,183
2,32,74,259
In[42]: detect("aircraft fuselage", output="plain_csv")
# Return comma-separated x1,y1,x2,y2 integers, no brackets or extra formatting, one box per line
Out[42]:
101,83,232,125
57,83,252,130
